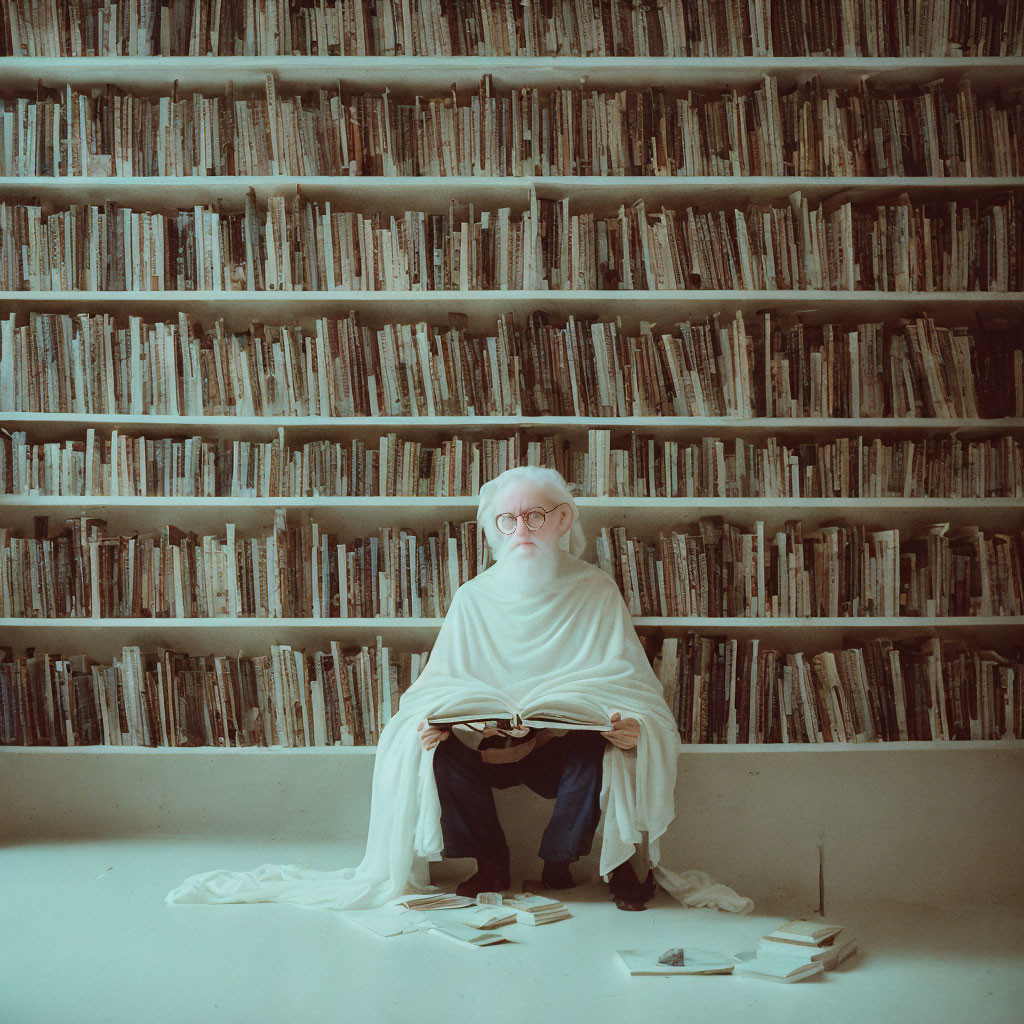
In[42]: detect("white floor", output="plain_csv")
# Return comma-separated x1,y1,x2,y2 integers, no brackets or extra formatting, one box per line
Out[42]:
2,838,1023,1024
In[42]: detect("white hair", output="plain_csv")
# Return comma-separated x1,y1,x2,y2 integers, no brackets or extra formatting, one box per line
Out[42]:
477,466,586,558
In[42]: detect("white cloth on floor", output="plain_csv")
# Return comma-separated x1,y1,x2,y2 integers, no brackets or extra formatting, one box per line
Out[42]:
166,552,752,915
655,867,755,915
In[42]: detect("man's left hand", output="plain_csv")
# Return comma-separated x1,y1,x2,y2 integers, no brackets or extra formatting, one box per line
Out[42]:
602,712,640,750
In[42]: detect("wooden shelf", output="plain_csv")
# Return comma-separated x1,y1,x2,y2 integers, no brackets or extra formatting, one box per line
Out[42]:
3,413,1022,438
3,176,1021,208
2,56,1022,91
2,614,1015,664
1,495,1020,534
2,291,1021,333
2,615,1018,630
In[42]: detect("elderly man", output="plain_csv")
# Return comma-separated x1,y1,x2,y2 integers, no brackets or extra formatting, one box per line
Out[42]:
169,467,756,916
418,466,674,909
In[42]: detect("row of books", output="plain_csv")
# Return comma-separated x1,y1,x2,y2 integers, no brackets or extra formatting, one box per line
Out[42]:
2,192,1020,292
3,311,1020,419
2,0,1021,57
0,513,484,619
3,75,1022,179
4,428,1023,501
539,192,1020,292
0,638,425,747
2,513,1020,619
656,633,1022,744
2,631,1019,747
595,520,1022,618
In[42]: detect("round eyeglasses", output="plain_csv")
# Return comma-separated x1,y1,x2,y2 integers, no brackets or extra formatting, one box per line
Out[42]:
495,502,567,535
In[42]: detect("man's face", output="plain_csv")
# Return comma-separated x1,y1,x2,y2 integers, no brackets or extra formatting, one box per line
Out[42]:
495,480,567,560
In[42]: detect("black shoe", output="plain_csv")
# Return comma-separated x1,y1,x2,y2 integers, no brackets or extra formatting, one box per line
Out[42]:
455,854,511,897
608,861,656,911
541,860,577,890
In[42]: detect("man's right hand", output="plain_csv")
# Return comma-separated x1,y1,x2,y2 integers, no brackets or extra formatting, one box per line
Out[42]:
418,720,451,750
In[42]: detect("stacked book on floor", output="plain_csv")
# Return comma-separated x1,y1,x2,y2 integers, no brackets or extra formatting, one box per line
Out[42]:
503,894,572,926
424,892,571,945
734,919,857,982
344,890,572,947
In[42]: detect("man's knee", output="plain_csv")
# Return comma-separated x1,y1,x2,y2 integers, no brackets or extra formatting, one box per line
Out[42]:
433,736,503,802
559,732,606,782
432,735,474,787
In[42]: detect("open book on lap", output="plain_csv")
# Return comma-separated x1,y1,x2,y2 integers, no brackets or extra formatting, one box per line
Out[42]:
428,699,613,732
428,712,610,729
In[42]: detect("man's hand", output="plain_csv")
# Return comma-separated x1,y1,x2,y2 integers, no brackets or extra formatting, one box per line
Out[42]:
418,720,451,750
602,712,641,750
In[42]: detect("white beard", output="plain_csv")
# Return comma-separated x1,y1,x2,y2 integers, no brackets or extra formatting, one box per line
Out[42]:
491,538,563,592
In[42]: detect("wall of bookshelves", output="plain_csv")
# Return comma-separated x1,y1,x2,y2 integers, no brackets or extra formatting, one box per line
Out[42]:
2,50,1023,761
1,4,1023,902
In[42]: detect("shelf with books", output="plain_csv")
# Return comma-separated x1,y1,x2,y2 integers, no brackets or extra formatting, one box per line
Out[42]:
2,56,1022,92
1,44,1021,762
1,620,1019,747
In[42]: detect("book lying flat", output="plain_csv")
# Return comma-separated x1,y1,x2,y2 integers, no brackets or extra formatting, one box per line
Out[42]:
757,934,858,969
764,919,844,947
501,894,571,925
617,949,736,976
819,938,858,970
733,951,825,983
421,905,518,930
342,908,424,938
397,893,476,911
430,922,510,947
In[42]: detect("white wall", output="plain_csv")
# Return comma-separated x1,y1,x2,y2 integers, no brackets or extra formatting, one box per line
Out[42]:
2,748,1021,908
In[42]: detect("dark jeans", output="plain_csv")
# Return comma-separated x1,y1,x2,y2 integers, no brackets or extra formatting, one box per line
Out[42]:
432,730,605,864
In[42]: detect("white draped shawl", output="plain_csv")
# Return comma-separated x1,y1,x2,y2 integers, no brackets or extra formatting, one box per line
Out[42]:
166,553,753,914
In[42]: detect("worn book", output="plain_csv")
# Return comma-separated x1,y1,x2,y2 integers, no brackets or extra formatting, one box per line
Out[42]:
422,905,518,931
617,949,736,976
428,707,612,732
396,893,476,912
733,951,824,983
756,934,857,967
763,918,844,947
430,922,509,947
501,894,571,925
